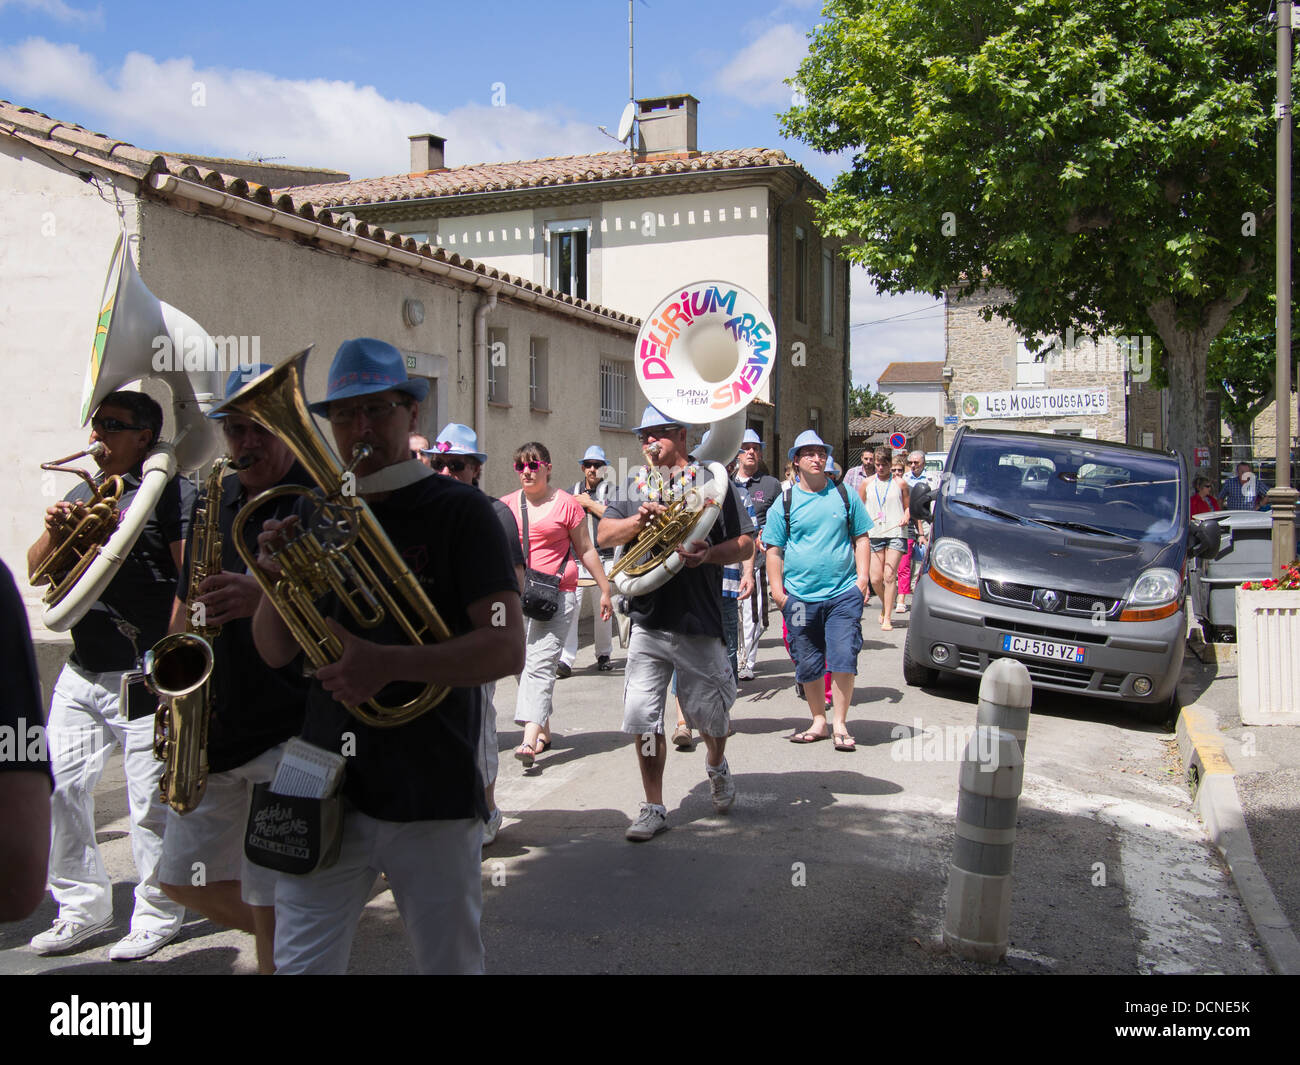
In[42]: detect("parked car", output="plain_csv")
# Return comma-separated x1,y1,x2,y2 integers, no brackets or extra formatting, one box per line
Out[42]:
904,427,1220,723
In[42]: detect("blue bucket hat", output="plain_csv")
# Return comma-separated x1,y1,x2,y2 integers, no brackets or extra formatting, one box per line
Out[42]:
787,429,834,462
208,363,274,419
427,422,487,464
581,445,608,465
741,428,763,447
634,404,685,433
307,337,429,416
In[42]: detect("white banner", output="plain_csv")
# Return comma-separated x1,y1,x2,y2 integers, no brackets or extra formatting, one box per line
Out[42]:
960,388,1110,420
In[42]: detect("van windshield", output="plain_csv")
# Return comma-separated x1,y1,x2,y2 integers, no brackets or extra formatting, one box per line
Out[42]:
943,437,1183,541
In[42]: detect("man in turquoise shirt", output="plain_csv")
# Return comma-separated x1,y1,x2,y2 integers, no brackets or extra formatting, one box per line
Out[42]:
765,431,872,751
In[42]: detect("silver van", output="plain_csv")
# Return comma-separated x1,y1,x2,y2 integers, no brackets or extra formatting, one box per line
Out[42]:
904,427,1219,723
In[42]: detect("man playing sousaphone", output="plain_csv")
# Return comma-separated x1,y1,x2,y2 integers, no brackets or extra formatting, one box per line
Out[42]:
155,365,312,974
248,338,523,974
599,404,754,842
26,391,190,959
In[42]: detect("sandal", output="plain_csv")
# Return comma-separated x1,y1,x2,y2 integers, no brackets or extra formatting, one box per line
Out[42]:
535,737,552,753
514,743,537,768
789,729,829,744
833,733,857,752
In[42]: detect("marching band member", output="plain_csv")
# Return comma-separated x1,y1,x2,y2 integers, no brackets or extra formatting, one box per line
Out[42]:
250,338,523,974
732,429,780,681
27,392,190,959
598,405,754,842
156,366,311,974
559,445,616,677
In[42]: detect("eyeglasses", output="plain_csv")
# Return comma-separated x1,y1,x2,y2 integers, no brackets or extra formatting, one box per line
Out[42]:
91,417,145,434
515,460,549,472
326,399,409,426
431,457,469,473
582,461,603,470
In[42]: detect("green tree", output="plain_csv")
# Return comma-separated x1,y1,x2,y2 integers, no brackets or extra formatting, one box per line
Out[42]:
783,0,1282,463
850,382,896,418
1208,291,1298,460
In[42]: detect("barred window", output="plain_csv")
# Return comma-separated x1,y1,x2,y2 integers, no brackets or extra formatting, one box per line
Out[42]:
487,328,507,403
600,359,628,427
530,337,549,410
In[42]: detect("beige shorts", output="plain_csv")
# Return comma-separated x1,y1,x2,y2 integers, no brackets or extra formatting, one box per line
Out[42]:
621,625,735,738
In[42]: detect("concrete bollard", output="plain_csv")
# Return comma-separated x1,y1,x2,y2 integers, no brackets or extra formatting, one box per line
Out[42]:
976,657,1033,756
942,725,1025,963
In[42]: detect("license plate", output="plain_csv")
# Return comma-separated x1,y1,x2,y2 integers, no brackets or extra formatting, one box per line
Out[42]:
1001,635,1086,663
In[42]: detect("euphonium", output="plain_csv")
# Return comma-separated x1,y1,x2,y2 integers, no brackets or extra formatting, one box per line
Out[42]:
31,443,125,606
150,455,245,814
611,280,775,596
214,347,454,729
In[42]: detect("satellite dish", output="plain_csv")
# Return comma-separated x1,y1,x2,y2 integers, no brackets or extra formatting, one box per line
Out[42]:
616,100,635,144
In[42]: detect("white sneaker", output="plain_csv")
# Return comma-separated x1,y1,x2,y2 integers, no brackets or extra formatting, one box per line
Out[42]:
625,802,668,841
30,917,112,955
737,665,755,681
482,807,504,847
108,926,180,962
707,759,737,813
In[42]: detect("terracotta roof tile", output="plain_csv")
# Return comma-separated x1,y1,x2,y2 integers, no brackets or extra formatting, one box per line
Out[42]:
281,147,808,206
849,415,937,437
877,361,945,385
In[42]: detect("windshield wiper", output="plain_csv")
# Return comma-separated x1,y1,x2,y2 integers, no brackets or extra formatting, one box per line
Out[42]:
1033,518,1136,540
950,497,1043,527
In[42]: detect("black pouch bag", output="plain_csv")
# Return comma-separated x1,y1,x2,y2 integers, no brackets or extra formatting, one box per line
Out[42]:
518,492,570,622
244,783,343,876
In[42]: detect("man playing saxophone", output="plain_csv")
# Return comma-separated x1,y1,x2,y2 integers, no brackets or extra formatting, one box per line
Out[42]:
249,338,524,975
156,366,311,974
26,391,191,960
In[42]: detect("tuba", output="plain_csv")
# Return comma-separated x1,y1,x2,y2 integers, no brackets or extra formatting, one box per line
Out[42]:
610,281,775,596
39,233,221,632
214,347,454,729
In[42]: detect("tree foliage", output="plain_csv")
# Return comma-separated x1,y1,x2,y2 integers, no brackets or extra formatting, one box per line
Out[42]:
782,0,1283,461
1208,291,1298,445
850,382,897,418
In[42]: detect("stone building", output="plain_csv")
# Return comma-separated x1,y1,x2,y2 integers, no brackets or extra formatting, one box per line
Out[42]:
280,94,851,464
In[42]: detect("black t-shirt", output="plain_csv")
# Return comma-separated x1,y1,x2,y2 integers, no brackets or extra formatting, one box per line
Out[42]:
735,473,782,530
63,471,194,673
491,498,526,571
178,462,312,773
293,473,519,822
570,479,615,560
603,471,754,639
0,561,51,785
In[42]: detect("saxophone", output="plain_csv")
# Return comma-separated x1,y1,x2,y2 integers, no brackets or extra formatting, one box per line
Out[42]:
150,456,244,814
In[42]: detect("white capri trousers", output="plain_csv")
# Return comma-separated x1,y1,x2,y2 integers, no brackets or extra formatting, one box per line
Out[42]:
513,593,576,728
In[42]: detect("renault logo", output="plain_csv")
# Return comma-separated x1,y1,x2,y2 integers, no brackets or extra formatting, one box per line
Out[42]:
1034,588,1061,612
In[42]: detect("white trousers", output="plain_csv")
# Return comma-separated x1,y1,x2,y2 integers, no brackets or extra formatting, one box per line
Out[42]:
560,583,612,667
738,563,767,672
273,809,484,974
478,681,499,791
45,662,185,933
514,594,576,728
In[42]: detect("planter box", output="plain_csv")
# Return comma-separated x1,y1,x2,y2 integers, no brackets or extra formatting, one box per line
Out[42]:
1237,588,1300,724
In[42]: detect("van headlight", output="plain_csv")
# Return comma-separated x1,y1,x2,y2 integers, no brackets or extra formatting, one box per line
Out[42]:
928,538,980,599
1119,568,1182,621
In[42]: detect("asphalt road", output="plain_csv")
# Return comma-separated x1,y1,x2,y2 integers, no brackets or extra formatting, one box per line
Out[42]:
0,608,1269,975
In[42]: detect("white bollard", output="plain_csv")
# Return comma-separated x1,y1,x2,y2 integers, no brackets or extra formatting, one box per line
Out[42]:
942,725,1025,963
976,657,1033,755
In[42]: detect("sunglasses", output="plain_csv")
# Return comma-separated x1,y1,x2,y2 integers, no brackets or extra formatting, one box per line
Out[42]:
515,460,549,472
91,417,145,434
431,457,468,473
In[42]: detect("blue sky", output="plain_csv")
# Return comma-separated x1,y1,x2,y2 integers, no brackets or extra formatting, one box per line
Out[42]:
0,0,945,385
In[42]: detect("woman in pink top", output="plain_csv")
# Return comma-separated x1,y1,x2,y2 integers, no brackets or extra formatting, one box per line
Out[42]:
503,441,612,768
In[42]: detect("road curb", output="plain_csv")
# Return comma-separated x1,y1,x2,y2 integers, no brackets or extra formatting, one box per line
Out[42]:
1176,703,1300,975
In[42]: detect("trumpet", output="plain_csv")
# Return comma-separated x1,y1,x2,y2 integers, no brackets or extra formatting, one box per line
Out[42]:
31,443,125,606
216,348,453,729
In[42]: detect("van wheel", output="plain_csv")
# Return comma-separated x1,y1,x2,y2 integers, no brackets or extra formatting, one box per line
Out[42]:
1133,694,1177,728
903,633,938,687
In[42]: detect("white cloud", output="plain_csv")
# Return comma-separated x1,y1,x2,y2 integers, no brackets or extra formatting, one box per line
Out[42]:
713,23,807,109
0,0,101,26
848,265,946,388
0,39,613,179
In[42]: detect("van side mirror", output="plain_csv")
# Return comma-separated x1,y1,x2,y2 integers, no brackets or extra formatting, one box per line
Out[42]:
1188,518,1222,560
910,484,934,523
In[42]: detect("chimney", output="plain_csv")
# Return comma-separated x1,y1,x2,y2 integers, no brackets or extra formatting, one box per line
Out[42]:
634,94,698,161
409,134,446,172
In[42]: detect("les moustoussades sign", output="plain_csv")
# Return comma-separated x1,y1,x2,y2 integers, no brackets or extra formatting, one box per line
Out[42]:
961,387,1110,420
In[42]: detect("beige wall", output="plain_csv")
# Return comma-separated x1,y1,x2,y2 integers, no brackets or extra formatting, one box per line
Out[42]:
880,382,945,423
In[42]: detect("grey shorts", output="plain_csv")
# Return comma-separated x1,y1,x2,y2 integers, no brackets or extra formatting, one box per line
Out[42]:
157,743,284,907
870,536,908,553
621,625,735,738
